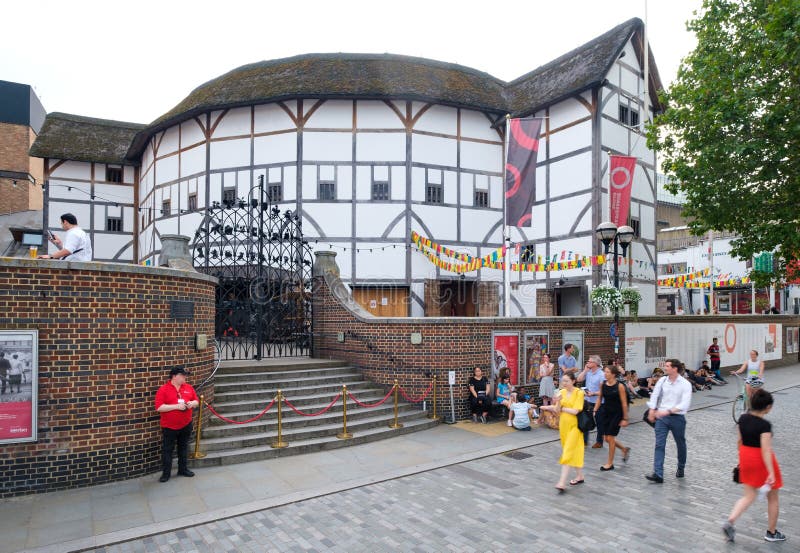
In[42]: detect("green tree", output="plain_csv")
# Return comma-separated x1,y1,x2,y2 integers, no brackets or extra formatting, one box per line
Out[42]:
649,0,800,286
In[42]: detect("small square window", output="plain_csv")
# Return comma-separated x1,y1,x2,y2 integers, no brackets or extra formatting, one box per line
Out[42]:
319,181,336,201
474,190,489,208
629,217,641,238
222,187,236,207
188,194,197,211
162,199,171,216
268,183,283,202
372,181,389,201
106,167,123,183
106,216,122,232
619,104,640,127
426,184,443,204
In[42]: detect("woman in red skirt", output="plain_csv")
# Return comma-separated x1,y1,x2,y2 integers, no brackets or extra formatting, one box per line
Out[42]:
722,389,785,543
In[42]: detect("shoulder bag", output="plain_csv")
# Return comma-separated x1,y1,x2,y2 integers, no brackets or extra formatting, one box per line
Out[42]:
642,376,665,428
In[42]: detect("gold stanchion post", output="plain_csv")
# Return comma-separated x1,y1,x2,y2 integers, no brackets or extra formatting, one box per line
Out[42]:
190,394,207,459
271,390,289,449
337,385,353,439
388,380,403,429
428,375,439,421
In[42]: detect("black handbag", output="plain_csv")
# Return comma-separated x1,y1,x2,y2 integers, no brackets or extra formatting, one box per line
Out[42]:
642,377,665,428
732,465,740,483
577,402,596,433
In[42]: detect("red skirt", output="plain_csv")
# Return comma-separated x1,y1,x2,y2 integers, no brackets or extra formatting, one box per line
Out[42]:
739,444,783,489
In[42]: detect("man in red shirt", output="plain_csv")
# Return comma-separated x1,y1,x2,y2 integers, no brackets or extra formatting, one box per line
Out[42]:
707,337,726,383
155,367,200,482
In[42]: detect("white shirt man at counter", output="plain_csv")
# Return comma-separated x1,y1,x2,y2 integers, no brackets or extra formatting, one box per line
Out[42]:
39,213,93,261
644,359,693,483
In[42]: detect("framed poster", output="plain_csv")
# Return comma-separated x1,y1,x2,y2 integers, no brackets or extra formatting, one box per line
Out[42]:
562,330,584,372
0,330,38,444
523,331,549,384
492,332,520,386
787,327,796,354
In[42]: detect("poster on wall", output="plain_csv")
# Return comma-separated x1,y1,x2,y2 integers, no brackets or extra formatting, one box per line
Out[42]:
786,328,795,354
562,330,584,374
523,332,549,384
625,322,782,376
492,332,520,386
0,330,38,444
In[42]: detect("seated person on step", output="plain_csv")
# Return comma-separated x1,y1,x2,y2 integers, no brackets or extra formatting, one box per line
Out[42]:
468,367,491,423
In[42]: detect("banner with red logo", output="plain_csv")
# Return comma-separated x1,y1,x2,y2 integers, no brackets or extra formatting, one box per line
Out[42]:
504,118,543,227
609,155,637,227
492,332,520,386
0,330,38,444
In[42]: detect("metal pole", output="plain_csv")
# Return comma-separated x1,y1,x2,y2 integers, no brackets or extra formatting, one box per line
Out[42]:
256,176,265,359
708,230,714,315
271,390,288,448
502,115,511,317
447,379,456,424
388,380,403,429
428,375,438,420
613,237,620,355
337,385,353,439
189,394,207,459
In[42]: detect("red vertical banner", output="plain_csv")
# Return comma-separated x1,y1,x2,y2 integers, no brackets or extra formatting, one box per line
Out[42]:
609,155,637,227
492,333,520,385
505,118,543,227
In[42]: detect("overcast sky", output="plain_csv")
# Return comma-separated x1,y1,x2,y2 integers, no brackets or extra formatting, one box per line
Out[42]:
3,0,702,124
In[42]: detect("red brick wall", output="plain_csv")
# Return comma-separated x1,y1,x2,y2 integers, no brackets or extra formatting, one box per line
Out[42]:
0,122,42,214
311,253,800,420
0,259,216,498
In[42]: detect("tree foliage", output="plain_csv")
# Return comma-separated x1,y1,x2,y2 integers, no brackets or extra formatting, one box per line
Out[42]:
648,0,800,286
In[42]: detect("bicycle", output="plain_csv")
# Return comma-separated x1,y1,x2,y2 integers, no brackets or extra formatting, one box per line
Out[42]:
730,373,764,423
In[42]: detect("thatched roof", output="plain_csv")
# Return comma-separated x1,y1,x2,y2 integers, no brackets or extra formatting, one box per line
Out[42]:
31,18,661,165
29,113,145,165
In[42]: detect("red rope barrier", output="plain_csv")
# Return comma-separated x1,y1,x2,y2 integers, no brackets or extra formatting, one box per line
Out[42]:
347,387,394,408
398,380,435,403
283,393,342,417
205,398,276,425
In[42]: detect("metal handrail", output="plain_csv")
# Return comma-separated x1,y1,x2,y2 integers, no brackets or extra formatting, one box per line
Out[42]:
196,339,222,391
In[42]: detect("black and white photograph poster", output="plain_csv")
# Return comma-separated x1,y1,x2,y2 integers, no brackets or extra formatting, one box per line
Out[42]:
0,330,38,444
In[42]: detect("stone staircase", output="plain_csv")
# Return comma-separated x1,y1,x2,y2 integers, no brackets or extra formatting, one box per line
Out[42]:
191,359,439,467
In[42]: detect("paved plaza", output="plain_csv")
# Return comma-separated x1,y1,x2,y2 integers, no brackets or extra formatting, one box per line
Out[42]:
3,366,799,553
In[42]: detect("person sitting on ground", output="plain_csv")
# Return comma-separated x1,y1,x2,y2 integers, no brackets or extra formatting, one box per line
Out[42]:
468,367,491,424
496,374,513,414
510,394,536,431
623,370,641,400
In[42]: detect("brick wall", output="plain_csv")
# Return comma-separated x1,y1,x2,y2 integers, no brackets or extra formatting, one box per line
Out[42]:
0,121,43,214
0,259,216,498
311,252,800,421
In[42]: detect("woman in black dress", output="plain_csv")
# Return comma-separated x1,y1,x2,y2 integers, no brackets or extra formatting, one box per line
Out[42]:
594,365,630,471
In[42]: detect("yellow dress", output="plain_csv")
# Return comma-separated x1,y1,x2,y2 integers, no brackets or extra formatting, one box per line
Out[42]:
558,387,585,467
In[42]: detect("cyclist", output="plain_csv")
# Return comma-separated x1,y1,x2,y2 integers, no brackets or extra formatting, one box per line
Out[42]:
731,349,764,400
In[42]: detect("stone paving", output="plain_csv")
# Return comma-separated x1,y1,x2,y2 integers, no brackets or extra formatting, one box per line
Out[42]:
86,386,800,553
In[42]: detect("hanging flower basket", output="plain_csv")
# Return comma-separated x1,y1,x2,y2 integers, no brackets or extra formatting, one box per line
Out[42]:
591,285,623,314
620,287,642,318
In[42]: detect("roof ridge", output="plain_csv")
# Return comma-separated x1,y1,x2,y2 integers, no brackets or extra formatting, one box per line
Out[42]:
47,111,146,129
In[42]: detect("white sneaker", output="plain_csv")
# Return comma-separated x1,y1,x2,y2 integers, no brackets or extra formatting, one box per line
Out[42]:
506,420,512,427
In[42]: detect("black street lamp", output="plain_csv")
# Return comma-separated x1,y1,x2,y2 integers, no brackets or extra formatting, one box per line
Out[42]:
595,222,635,357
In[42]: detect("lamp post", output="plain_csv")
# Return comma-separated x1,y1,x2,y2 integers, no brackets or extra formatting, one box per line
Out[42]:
595,222,635,357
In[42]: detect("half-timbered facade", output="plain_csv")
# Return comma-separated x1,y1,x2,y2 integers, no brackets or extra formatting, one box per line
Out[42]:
31,18,663,316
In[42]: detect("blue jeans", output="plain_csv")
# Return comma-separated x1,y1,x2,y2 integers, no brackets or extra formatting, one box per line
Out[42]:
653,414,686,478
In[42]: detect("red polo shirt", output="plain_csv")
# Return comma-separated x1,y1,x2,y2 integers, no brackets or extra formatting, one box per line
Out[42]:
155,381,198,429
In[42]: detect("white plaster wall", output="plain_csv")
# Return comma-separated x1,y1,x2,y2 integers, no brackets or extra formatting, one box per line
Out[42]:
213,107,251,138
443,171,457,204
391,167,405,200
160,127,180,154
548,98,591,129
412,134,456,167
460,140,502,173
353,242,406,279
180,119,206,146
305,100,352,129
93,232,133,260
549,193,591,237
548,121,592,159
304,132,351,162
413,104,456,135
460,109,500,142
414,205,457,242
512,284,537,316
181,144,205,176
356,132,405,162
548,151,592,197
210,138,250,170
254,103,296,133
356,101,405,129
254,133,296,165
50,160,90,180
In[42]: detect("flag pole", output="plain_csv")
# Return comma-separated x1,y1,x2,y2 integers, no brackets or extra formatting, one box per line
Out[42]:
708,230,714,315
503,114,511,317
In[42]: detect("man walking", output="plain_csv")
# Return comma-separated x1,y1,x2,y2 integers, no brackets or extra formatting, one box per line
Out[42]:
155,367,200,482
706,337,726,383
557,343,577,381
645,359,693,483
0,352,10,394
577,355,605,448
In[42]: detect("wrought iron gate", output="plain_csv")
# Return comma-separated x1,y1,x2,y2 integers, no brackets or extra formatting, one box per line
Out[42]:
192,179,313,359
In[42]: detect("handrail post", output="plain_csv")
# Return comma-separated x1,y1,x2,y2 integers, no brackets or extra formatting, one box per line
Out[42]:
337,385,353,439
388,380,403,429
271,390,289,449
189,394,207,459
428,375,439,421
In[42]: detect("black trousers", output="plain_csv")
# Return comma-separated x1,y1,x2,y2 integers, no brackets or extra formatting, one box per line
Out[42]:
470,395,491,415
162,422,192,476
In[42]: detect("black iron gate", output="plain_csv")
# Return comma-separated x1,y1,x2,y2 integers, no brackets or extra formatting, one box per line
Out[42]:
192,179,313,359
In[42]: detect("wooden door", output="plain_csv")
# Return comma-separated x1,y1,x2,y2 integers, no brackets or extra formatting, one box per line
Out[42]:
351,287,409,317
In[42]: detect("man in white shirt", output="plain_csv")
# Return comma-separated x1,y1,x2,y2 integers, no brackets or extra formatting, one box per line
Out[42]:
644,359,693,483
39,213,93,261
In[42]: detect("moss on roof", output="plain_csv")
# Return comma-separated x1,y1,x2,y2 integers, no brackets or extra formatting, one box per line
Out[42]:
31,18,661,165
29,113,145,165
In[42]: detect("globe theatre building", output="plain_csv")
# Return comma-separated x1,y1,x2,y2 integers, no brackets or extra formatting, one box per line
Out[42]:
30,18,662,317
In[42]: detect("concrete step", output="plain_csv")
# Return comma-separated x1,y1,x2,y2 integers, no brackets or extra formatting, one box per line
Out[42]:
213,372,365,392
209,388,393,414
216,358,347,375
212,380,381,403
191,417,440,467
202,402,422,437
215,365,359,381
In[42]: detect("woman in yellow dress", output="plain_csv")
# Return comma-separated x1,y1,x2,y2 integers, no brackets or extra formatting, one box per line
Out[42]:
540,372,586,492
